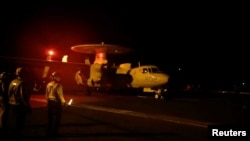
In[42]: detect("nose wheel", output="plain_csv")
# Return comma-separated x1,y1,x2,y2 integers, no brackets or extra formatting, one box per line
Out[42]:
154,88,167,100
154,94,164,100
154,94,159,99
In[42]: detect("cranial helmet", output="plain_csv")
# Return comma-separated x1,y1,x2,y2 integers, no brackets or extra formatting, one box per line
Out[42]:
16,67,25,77
51,71,61,82
0,72,6,80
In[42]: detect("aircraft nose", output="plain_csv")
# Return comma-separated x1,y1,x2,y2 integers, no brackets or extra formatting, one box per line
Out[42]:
159,73,169,84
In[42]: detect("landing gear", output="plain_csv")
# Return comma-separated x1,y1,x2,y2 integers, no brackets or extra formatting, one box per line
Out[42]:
154,94,163,99
154,92,164,100
154,88,167,100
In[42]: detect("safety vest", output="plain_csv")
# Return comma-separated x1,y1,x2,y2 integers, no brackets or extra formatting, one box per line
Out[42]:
46,82,60,102
8,79,23,105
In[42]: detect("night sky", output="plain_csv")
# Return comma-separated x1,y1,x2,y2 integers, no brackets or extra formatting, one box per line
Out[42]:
0,2,248,82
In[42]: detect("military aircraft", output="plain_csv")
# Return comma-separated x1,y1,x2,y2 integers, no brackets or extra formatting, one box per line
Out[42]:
71,42,170,99
0,43,170,99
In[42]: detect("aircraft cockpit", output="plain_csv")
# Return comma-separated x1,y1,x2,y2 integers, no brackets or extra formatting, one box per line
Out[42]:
141,66,162,74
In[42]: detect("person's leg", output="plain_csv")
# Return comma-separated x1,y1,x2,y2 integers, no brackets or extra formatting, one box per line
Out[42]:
47,101,54,137
54,104,62,136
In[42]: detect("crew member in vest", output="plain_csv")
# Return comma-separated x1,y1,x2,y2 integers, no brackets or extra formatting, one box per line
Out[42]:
7,67,32,140
0,72,12,137
45,71,66,137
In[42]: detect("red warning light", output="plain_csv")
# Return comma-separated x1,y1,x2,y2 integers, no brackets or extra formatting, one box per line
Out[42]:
48,50,54,56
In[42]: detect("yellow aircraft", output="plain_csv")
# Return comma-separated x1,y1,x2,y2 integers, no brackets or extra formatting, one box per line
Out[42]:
71,42,170,99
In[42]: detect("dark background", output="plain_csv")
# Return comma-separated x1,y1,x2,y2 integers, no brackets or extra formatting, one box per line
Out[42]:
0,1,248,86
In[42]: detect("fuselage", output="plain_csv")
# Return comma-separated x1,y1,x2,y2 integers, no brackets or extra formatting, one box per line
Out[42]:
128,65,169,88
88,64,169,90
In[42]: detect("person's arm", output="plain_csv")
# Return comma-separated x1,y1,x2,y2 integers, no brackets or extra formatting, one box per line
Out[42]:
20,82,30,107
57,84,66,105
45,84,49,101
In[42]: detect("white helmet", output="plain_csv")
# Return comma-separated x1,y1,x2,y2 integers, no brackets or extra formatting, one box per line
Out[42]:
50,72,61,82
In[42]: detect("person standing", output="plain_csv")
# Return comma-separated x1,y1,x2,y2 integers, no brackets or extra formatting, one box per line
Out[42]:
45,71,66,137
0,72,12,136
7,67,32,140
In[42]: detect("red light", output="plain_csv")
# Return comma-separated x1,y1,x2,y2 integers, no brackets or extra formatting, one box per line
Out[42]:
48,50,54,55
98,53,103,58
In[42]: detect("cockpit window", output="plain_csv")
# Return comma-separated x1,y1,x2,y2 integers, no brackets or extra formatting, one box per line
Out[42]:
142,67,161,73
142,68,148,73
150,67,161,73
